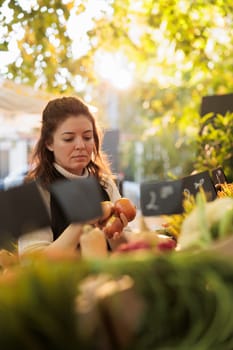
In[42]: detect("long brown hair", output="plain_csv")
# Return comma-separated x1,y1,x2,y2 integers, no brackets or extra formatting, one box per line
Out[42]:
26,96,112,187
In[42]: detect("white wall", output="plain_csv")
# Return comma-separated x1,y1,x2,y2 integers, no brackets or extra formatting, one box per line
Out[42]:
8,139,28,174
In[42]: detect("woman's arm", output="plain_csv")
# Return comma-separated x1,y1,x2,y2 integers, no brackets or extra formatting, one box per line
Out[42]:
18,224,83,256
44,224,82,253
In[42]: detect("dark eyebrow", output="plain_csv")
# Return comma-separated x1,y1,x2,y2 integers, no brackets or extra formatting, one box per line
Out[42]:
61,130,93,136
61,131,74,135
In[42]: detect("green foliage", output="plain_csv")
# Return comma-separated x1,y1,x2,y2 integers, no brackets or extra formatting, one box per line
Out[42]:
194,112,233,182
2,0,233,97
1,1,80,92
0,257,89,349
1,0,233,180
140,126,196,181
0,252,233,349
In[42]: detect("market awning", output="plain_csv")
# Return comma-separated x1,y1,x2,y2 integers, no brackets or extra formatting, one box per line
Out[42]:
0,80,51,115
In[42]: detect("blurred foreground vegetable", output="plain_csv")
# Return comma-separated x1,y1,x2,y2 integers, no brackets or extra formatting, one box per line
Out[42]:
0,250,233,350
179,196,233,249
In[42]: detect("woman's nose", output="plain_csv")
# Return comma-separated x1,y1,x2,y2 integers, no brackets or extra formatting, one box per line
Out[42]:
74,137,85,149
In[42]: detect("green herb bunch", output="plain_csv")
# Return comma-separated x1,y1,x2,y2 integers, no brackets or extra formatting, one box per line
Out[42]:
195,111,233,182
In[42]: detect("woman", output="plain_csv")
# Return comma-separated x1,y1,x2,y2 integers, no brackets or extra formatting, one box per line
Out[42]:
18,96,129,255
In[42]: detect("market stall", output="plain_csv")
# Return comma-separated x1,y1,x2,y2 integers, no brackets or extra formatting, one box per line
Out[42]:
0,172,232,350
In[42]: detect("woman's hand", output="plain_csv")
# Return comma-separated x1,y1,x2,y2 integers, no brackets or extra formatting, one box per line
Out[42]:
119,212,128,227
109,213,128,239
45,223,83,253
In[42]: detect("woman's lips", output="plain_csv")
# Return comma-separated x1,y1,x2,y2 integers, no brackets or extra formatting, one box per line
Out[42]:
72,155,87,160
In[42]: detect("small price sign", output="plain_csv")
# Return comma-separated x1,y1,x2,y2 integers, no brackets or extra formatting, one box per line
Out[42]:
211,167,228,186
140,170,217,216
140,179,183,216
182,170,217,202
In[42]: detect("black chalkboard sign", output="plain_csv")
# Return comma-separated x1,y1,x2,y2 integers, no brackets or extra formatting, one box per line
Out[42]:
200,93,233,117
182,170,217,202
0,181,50,246
200,93,233,134
140,170,217,216
50,177,103,223
140,179,183,216
211,167,228,186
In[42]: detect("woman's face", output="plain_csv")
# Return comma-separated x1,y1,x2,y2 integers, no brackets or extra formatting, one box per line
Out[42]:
47,115,95,175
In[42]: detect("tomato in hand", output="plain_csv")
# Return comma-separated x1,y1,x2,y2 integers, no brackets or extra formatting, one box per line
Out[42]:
114,197,137,222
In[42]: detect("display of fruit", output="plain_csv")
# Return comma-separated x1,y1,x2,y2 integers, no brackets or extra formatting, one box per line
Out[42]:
1,247,233,350
116,240,152,253
1,190,233,349
156,234,177,251
115,231,177,255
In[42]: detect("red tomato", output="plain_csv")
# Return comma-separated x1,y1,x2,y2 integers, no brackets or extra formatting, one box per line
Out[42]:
114,197,137,222
103,215,124,238
99,201,114,225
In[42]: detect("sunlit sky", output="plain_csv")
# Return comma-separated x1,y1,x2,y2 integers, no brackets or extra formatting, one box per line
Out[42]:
0,0,134,90
0,0,230,91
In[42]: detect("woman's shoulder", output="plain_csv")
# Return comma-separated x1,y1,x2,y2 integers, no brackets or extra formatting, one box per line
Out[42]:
100,173,116,186
35,180,51,210
100,174,121,202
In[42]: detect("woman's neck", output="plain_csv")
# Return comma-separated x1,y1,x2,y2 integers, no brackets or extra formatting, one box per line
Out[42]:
53,163,89,179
